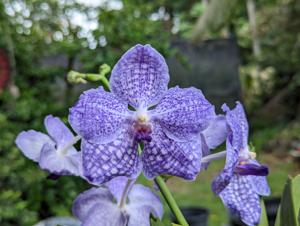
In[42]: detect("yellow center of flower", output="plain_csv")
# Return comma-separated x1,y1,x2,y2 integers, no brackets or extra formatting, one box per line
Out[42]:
138,114,148,123
249,151,257,159
135,107,149,124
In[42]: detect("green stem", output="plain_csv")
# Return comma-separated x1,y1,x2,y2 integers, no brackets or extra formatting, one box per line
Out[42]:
99,75,110,90
154,176,189,226
85,73,110,90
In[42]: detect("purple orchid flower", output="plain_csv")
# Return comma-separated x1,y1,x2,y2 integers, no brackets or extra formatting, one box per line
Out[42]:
72,176,163,226
212,102,270,226
15,115,82,176
69,44,216,184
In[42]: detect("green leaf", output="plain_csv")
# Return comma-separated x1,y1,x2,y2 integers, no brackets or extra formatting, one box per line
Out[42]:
275,205,281,226
259,200,269,226
275,175,300,226
171,224,182,226
298,208,300,225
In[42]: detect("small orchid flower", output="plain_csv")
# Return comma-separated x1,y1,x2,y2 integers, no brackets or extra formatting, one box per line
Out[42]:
72,176,163,226
69,44,216,184
15,115,82,176
212,102,270,226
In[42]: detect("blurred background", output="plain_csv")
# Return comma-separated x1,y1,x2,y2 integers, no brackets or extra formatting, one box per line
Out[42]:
0,0,300,226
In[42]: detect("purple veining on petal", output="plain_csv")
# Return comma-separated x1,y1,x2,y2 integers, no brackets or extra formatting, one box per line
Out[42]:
214,102,271,226
153,86,216,142
250,175,271,196
142,123,202,180
234,163,269,176
69,87,130,144
110,44,170,109
222,102,249,151
220,175,261,226
81,126,141,185
72,182,163,226
212,141,239,194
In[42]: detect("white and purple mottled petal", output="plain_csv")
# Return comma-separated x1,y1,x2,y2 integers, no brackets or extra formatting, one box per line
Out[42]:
72,187,118,222
250,176,271,196
83,203,128,226
212,141,239,194
126,184,163,226
220,175,261,226
44,115,74,149
15,130,54,161
81,128,141,185
222,102,249,150
69,87,130,144
152,87,216,142
201,115,227,149
247,160,270,196
142,124,201,180
110,44,169,109
38,143,82,176
106,176,135,204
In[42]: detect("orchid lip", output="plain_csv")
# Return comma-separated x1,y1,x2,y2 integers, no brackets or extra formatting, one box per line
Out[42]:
234,163,269,176
133,121,152,142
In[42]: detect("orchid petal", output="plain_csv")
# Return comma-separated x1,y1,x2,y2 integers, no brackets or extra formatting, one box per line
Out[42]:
39,143,82,176
15,130,54,161
212,141,238,194
110,44,169,109
222,102,249,151
142,124,201,180
201,115,227,149
106,176,135,204
81,127,141,185
44,115,74,149
69,87,130,144
153,87,215,142
220,175,261,226
72,187,115,221
126,185,163,226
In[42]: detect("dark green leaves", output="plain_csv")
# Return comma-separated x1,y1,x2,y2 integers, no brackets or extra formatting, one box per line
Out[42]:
275,175,300,226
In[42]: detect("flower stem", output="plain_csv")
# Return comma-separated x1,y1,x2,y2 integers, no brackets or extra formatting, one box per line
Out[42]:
201,150,226,163
118,179,132,208
154,176,189,226
99,75,110,90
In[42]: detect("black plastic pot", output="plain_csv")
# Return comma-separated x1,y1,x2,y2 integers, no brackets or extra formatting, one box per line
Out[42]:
171,207,209,226
230,197,281,226
264,197,281,226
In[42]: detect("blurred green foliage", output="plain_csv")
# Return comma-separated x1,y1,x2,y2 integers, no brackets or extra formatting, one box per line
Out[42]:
0,0,300,225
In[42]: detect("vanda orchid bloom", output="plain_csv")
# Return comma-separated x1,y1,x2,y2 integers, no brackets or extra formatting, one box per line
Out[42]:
15,44,271,226
69,44,216,184
15,115,82,176
73,177,163,226
212,102,270,226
